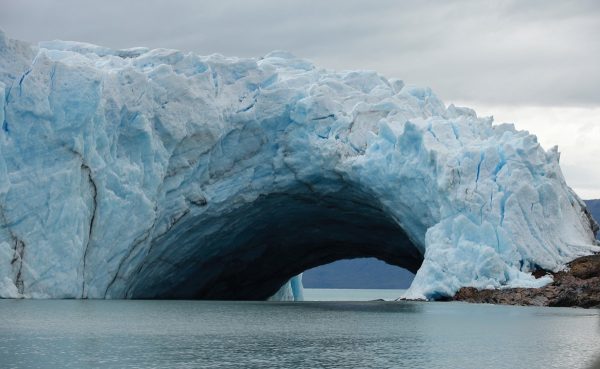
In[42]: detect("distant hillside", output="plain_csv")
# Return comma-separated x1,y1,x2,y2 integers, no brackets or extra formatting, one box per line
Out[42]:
302,258,414,289
305,199,600,289
584,199,600,240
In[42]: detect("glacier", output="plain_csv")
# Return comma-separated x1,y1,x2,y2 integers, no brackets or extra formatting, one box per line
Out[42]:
0,30,597,300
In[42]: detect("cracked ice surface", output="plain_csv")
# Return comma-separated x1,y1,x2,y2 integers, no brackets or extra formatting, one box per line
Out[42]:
0,30,597,300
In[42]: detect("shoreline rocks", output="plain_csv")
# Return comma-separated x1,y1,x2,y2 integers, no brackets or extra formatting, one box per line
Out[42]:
453,254,600,308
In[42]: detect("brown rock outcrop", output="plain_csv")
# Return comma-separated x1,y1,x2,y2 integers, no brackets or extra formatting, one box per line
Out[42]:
453,254,600,308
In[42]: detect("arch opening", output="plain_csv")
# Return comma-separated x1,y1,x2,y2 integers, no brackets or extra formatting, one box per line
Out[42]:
302,258,415,290
126,185,424,300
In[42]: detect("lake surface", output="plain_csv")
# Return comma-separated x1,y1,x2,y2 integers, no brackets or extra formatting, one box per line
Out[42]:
303,288,404,301
0,292,599,369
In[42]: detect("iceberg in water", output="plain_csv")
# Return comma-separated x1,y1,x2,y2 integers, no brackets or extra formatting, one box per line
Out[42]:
0,30,597,300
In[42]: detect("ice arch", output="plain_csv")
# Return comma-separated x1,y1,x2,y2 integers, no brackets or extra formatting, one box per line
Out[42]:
0,32,597,300
127,187,422,300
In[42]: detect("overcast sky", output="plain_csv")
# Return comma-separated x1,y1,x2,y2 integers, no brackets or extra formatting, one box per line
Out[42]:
2,0,599,197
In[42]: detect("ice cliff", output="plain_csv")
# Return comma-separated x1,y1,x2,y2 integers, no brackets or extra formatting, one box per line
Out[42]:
0,31,597,300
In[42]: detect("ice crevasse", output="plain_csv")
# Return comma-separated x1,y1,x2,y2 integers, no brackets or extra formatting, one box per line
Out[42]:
0,30,597,300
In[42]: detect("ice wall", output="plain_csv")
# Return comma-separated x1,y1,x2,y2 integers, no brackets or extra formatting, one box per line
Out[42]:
0,31,597,300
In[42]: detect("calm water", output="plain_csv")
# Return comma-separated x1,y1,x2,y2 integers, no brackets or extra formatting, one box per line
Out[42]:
0,294,599,369
303,288,405,301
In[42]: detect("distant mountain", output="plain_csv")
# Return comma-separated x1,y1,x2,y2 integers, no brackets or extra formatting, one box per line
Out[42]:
305,200,600,289
584,199,600,240
302,258,414,289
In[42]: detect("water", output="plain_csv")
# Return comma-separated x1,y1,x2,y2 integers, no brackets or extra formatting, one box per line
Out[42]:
0,296,599,369
303,288,405,301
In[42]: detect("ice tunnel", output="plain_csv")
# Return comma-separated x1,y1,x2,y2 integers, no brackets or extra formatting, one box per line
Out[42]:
125,186,423,300
0,32,597,300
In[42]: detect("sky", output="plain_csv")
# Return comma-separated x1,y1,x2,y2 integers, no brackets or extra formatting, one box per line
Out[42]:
1,0,599,198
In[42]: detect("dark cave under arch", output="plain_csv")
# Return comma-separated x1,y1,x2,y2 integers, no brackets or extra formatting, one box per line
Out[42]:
124,185,424,300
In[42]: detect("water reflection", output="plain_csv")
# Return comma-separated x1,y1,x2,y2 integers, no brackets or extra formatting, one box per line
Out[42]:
271,300,426,314
588,318,600,369
0,300,598,369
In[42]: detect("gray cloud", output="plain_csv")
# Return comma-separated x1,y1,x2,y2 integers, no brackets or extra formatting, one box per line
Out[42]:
1,0,599,106
1,0,600,197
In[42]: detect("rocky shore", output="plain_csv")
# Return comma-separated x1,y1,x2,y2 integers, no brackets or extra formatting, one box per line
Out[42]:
453,254,600,308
